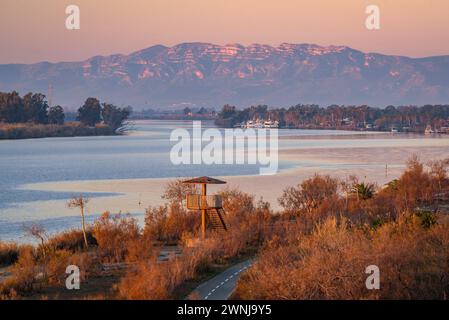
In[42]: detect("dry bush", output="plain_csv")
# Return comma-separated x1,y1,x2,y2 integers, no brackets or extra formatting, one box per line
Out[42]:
0,247,38,298
124,236,155,263
92,212,141,263
234,216,449,300
117,260,171,299
117,209,262,300
279,174,340,216
117,238,224,300
45,250,99,285
162,178,197,204
45,249,72,285
47,228,97,252
220,188,255,218
392,156,435,213
0,242,23,266
144,203,198,244
277,156,449,229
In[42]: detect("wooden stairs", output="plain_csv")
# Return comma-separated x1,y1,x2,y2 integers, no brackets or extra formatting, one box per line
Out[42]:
206,208,228,231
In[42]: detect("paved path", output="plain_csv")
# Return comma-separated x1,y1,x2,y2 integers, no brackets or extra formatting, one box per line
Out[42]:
192,260,253,300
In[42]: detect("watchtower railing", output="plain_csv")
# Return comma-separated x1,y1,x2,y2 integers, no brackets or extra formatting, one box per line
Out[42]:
186,194,223,210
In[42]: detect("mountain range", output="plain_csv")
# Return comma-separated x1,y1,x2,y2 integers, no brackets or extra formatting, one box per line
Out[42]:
1,42,449,109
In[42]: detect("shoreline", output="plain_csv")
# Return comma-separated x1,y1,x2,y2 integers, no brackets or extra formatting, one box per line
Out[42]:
0,122,122,140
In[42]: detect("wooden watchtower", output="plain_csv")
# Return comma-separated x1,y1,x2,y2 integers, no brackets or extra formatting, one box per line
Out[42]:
183,176,228,239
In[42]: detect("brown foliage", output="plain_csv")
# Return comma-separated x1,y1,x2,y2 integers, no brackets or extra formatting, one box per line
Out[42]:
47,229,97,252
279,174,339,215
144,203,198,244
162,179,197,204
92,212,141,263
117,187,275,300
0,247,38,298
0,242,24,266
234,216,449,300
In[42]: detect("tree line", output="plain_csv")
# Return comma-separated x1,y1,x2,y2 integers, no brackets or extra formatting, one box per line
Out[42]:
215,104,449,131
0,91,131,131
0,91,64,125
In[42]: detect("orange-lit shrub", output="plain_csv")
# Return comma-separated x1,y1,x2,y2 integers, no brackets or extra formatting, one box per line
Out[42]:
144,203,198,244
0,242,22,266
0,247,38,298
234,216,449,300
47,228,97,252
92,212,140,263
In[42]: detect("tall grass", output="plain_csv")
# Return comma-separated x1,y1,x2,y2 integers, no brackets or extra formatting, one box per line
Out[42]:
0,122,115,139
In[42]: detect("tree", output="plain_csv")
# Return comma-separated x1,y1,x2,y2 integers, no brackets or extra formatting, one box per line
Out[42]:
162,179,197,205
77,97,101,126
0,91,24,123
23,93,49,124
23,224,48,259
67,196,90,249
279,174,339,215
183,107,192,116
101,103,131,130
198,107,208,114
47,105,65,125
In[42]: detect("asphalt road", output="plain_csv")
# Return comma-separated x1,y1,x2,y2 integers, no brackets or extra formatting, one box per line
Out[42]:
192,259,253,300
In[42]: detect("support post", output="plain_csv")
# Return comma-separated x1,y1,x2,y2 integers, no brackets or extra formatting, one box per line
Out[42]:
201,183,207,240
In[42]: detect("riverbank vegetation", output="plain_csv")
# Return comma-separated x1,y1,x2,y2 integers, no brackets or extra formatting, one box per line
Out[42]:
215,104,449,132
1,156,448,300
0,91,131,139
0,123,116,139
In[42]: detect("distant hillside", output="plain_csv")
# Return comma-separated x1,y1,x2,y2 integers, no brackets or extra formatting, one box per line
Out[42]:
1,43,449,109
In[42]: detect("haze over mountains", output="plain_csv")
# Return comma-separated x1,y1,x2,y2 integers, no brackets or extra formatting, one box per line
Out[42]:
1,42,449,109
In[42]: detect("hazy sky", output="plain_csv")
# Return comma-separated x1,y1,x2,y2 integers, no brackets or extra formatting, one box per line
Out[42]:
1,0,449,64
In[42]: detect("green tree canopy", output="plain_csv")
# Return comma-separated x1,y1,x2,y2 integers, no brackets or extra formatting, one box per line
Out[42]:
48,105,65,125
77,97,102,126
101,103,131,130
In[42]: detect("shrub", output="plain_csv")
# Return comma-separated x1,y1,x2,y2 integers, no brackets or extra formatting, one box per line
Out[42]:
47,229,97,252
0,242,22,266
45,249,72,285
278,174,340,216
92,212,141,263
0,247,38,298
45,250,99,285
233,216,449,300
144,203,198,244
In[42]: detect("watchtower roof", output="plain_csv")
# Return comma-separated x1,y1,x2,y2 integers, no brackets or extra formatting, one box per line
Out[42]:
182,176,227,185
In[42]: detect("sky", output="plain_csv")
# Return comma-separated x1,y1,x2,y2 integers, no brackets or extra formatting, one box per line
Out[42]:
1,0,449,64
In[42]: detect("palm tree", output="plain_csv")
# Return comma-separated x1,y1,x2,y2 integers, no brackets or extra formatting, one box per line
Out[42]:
67,195,90,249
352,183,375,201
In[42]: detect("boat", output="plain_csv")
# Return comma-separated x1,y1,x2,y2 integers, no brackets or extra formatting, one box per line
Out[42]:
244,119,279,128
245,119,263,128
263,119,279,128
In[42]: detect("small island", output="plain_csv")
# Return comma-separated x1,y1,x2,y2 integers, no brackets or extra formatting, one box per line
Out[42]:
0,91,131,139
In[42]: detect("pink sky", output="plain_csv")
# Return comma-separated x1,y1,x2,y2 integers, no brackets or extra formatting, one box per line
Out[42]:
1,0,449,63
